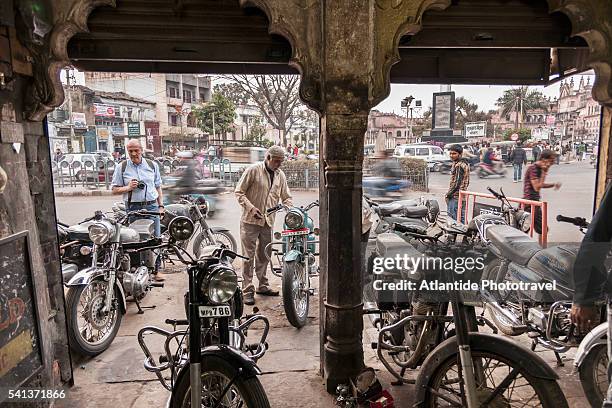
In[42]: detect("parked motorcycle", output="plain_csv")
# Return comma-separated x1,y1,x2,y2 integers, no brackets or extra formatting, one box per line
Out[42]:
58,217,99,282
138,217,271,408
477,161,506,178
481,213,607,363
64,209,166,356
266,200,319,328
575,321,609,407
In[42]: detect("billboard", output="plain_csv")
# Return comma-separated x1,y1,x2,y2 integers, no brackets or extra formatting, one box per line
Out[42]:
432,92,455,130
71,112,87,129
93,104,116,117
464,121,487,138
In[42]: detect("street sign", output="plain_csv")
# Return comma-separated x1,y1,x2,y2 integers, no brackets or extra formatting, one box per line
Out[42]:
127,122,141,136
531,127,549,140
464,121,487,138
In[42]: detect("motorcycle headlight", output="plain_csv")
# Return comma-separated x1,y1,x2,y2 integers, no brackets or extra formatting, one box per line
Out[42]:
285,210,304,229
168,216,195,241
202,266,238,304
88,221,115,245
518,211,532,233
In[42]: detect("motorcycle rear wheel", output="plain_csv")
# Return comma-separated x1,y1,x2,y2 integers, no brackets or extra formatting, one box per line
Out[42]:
66,281,122,356
282,261,309,328
172,355,270,408
578,343,608,408
424,348,568,407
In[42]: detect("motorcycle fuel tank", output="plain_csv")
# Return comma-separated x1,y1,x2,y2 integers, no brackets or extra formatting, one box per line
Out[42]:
505,259,573,303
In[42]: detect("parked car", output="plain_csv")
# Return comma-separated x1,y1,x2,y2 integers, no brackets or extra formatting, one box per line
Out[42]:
392,143,449,171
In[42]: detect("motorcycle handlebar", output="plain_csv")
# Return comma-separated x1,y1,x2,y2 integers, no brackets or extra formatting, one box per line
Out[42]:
556,214,589,228
487,187,501,198
266,205,283,215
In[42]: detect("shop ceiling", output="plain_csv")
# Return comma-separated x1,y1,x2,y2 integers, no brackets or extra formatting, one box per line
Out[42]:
68,0,589,86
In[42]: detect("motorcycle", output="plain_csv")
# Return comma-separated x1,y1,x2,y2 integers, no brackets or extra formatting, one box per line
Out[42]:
362,176,410,202
138,217,271,408
574,321,609,407
266,200,319,328
363,195,439,240
58,217,99,282
111,195,236,258
64,209,166,356
477,161,506,178
481,213,607,364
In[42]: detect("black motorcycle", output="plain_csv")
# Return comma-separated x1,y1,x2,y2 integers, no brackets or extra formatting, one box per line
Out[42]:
138,216,271,408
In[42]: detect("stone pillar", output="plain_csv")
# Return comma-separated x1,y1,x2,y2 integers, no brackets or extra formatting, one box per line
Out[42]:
319,113,367,391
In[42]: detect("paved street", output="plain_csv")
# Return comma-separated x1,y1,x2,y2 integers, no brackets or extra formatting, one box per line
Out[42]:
53,160,596,407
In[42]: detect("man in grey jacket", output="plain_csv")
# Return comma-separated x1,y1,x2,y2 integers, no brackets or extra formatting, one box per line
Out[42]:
509,141,528,183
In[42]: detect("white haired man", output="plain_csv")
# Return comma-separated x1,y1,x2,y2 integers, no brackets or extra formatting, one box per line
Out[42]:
235,146,293,305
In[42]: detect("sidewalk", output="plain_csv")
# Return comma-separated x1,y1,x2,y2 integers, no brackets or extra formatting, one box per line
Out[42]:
53,185,114,197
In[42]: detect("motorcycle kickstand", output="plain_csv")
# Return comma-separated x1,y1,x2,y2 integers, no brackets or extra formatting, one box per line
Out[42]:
553,351,564,367
133,298,156,314
391,368,407,386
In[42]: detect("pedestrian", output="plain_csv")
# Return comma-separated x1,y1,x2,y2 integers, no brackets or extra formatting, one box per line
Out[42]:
532,142,542,163
509,141,527,183
235,145,293,305
218,145,223,159
523,149,561,245
293,145,298,157
287,144,293,156
445,144,470,222
54,148,64,163
569,181,612,407
207,144,216,161
111,139,166,281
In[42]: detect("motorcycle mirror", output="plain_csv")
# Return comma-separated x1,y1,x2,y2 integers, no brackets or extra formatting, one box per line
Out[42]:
167,216,195,242
274,231,282,240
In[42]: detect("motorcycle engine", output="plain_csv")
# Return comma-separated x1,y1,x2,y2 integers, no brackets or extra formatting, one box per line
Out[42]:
123,266,151,300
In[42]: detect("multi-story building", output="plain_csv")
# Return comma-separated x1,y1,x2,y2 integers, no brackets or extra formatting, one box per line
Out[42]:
48,85,157,154
84,73,212,150
365,110,410,150
557,76,601,141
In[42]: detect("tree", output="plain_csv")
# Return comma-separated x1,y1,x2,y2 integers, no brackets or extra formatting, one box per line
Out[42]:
496,86,549,129
243,117,273,147
503,128,531,143
220,75,302,146
192,92,236,139
214,82,249,106
454,97,491,132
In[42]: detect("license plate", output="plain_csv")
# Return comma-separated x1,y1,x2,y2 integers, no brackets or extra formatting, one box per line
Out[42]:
198,305,232,318
281,229,309,236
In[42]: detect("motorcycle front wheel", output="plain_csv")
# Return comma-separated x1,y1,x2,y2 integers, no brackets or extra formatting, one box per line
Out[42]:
578,343,609,408
172,355,270,408
282,261,309,328
423,348,568,407
193,230,237,258
66,280,123,356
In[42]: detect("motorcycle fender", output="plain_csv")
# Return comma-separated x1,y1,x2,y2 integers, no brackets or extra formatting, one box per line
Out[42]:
413,333,558,407
65,267,127,314
574,322,608,368
284,249,303,263
170,346,261,407
210,226,230,234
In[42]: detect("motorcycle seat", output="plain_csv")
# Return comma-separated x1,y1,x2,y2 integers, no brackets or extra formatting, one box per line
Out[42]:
377,200,419,216
129,219,156,240
486,225,541,265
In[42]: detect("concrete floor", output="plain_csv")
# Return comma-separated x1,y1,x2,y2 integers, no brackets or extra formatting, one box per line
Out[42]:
54,161,598,407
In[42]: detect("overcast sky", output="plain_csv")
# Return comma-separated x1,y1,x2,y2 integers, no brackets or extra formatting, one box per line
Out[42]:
65,69,596,115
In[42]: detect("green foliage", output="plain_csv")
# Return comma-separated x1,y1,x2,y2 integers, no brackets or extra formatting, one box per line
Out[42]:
496,86,549,128
280,159,318,172
502,128,531,143
454,96,492,134
192,93,236,135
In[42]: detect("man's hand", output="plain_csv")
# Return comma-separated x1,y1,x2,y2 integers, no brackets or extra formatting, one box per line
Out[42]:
253,208,264,220
554,182,562,190
127,179,139,191
570,304,599,335
159,205,165,215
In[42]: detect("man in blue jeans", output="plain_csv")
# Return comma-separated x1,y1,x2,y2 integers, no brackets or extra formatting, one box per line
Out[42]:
446,144,470,222
111,139,165,280
509,141,528,183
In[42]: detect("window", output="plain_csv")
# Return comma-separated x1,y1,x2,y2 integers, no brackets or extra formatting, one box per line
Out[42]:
396,130,402,138
431,147,443,155
416,148,429,156
168,113,178,126
167,86,179,98
183,89,193,103
404,148,415,156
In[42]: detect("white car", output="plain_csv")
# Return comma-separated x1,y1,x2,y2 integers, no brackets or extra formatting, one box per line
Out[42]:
393,144,450,171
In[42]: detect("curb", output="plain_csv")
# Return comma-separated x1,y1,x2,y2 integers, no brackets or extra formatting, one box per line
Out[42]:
54,190,114,197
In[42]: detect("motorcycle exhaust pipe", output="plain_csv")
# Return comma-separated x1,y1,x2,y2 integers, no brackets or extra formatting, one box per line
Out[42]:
487,302,529,334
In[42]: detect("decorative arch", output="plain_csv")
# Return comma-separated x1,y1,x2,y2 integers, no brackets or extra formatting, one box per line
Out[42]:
23,0,116,121
547,0,612,106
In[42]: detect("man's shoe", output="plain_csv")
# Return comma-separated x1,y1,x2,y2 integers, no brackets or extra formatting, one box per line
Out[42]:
154,272,166,282
244,292,255,305
256,288,280,296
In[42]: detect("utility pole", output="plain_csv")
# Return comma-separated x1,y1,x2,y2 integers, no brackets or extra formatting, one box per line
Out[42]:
401,95,414,143
65,67,75,152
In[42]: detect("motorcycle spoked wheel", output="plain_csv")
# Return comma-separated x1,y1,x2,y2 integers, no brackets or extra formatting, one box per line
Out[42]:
282,261,309,328
193,231,237,259
66,280,123,356
578,343,609,408
424,348,568,408
172,355,270,408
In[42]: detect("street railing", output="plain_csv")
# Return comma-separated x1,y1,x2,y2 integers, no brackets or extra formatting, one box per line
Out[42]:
457,190,549,247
